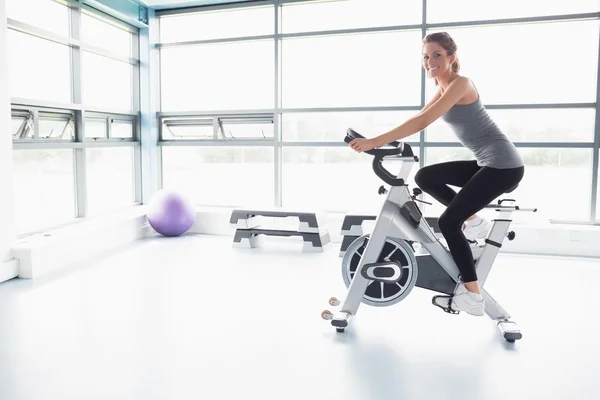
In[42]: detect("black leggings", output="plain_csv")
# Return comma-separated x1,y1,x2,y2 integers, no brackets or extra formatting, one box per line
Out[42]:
414,161,524,283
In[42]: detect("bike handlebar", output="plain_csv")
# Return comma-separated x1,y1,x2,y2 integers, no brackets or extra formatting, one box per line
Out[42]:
345,128,417,187
344,128,404,157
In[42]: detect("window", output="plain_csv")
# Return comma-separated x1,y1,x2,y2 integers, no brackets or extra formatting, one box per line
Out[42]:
280,0,422,33
425,147,475,165
426,108,597,143
282,111,417,142
81,11,134,58
160,40,274,111
86,147,136,216
161,147,274,207
427,0,600,23
7,30,72,103
85,118,108,139
12,113,32,140
154,3,600,225
6,0,70,36
281,31,422,108
85,117,135,140
111,120,134,139
217,117,274,140
9,4,141,233
282,146,420,212
39,112,74,140
425,20,600,104
13,149,76,233
161,116,273,141
159,6,274,43
11,110,74,141
162,118,214,141
423,147,592,222
514,148,592,222
82,51,133,110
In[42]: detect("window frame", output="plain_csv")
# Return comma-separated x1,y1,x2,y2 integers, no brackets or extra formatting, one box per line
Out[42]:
155,3,600,225
9,2,143,232
159,114,275,143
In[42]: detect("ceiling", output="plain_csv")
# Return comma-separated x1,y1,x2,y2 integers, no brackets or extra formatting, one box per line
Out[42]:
143,0,259,10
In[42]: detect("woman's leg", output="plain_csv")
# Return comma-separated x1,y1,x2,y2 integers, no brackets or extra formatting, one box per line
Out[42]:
437,166,525,291
414,161,486,225
414,160,481,206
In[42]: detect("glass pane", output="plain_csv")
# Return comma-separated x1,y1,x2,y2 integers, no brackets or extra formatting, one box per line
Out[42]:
281,0,421,33
13,149,75,233
282,146,420,213
162,118,214,140
111,120,134,139
282,31,422,108
422,147,591,222
6,0,70,36
161,40,274,111
86,147,135,216
159,6,274,43
11,114,33,140
282,111,418,142
424,21,599,104
82,51,133,110
85,118,107,139
161,147,274,207
426,108,597,143
512,148,591,222
427,0,600,23
219,120,273,140
425,147,475,165
7,30,71,103
81,12,133,58
39,114,74,140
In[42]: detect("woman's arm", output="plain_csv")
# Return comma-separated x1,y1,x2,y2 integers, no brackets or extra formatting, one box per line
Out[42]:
419,88,442,115
369,77,470,148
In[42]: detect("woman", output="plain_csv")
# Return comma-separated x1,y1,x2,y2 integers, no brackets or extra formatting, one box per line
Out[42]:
349,32,524,316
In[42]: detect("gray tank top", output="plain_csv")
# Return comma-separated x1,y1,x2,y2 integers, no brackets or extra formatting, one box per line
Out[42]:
441,84,524,169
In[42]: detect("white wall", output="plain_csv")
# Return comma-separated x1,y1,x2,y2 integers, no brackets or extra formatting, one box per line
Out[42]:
0,1,17,262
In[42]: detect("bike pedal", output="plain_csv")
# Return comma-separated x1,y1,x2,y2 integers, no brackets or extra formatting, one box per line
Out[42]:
431,295,460,315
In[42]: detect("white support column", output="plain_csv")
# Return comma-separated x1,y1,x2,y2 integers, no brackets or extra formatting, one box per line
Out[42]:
273,1,282,207
0,1,17,264
70,3,88,218
139,9,160,203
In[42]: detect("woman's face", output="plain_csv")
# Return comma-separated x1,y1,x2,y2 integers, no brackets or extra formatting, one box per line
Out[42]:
422,42,454,78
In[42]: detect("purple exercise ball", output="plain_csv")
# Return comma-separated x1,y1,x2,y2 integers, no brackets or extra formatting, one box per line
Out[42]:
147,189,196,237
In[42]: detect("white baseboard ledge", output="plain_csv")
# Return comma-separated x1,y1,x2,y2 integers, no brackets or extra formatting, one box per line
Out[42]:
11,206,149,279
6,205,600,283
189,207,600,259
0,258,19,283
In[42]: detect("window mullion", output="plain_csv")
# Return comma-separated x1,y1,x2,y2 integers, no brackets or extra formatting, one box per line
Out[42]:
32,109,40,140
70,4,87,218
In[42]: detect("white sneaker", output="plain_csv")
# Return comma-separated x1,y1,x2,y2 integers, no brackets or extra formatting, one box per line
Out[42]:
432,283,485,316
470,241,484,260
462,217,492,241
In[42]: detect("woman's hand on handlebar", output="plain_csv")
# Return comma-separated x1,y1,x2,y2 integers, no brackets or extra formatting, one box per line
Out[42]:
349,137,377,153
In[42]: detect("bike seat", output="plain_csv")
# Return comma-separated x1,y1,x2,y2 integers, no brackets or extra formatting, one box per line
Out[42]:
505,184,518,194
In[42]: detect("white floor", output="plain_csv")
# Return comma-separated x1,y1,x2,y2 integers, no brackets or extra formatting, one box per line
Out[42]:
0,234,599,400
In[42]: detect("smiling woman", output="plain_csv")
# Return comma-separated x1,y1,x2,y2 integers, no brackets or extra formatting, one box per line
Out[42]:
422,32,460,86
348,30,526,313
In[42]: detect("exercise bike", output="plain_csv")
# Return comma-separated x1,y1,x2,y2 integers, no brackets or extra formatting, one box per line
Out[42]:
321,129,537,342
